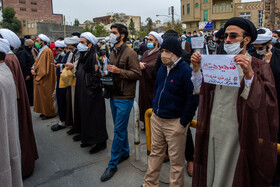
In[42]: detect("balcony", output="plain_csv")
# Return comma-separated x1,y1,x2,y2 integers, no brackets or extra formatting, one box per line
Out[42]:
213,5,233,13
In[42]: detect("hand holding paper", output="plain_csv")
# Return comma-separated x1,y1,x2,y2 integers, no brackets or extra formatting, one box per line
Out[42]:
234,54,254,80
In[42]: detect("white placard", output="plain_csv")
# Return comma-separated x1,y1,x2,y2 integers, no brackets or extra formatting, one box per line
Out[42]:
201,55,240,87
191,37,204,49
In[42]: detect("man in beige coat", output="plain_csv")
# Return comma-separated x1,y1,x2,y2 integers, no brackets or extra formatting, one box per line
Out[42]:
32,34,56,120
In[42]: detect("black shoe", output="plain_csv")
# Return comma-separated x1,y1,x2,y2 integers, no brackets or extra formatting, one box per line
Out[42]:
41,115,56,120
100,167,117,182
80,143,94,148
89,142,107,154
73,134,81,142
67,129,75,135
40,114,44,117
51,124,66,131
118,155,129,164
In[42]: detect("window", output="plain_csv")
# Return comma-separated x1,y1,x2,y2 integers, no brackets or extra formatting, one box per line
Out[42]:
220,21,225,28
204,10,208,21
187,4,190,14
221,3,227,6
31,1,37,5
231,2,233,8
31,8,37,12
23,20,26,27
195,3,199,8
20,7,26,11
19,0,25,4
28,23,30,28
258,10,263,28
182,5,185,15
239,12,251,20
31,23,34,28
204,0,208,2
214,21,216,29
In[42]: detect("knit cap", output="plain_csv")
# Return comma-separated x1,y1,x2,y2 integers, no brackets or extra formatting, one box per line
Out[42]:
161,37,183,57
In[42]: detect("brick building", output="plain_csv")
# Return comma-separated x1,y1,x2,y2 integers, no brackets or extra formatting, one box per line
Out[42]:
1,0,63,24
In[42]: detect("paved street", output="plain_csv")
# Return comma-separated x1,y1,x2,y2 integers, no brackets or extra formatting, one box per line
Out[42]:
23,99,194,187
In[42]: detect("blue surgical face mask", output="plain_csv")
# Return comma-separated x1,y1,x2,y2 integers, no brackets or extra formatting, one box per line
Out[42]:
182,39,186,41
272,37,278,44
138,55,142,61
147,42,154,49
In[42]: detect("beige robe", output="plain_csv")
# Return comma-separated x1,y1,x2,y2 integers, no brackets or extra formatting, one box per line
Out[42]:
0,63,23,187
33,46,56,116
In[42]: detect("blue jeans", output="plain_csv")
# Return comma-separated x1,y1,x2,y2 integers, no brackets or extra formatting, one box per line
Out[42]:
108,99,134,169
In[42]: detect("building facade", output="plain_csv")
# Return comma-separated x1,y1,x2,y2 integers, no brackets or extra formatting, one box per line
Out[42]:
1,0,63,24
181,0,266,32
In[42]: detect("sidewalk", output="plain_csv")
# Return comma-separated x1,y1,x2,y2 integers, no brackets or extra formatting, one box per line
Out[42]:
23,101,193,187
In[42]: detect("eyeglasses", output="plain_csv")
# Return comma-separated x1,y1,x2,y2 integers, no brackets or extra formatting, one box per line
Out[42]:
255,47,265,50
223,33,246,40
147,38,154,41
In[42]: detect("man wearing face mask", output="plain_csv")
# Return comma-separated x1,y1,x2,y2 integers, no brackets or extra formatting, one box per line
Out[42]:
272,31,280,49
139,31,162,129
142,37,199,187
250,28,280,186
51,40,70,131
71,32,108,154
16,39,35,106
100,24,141,182
191,17,278,186
31,34,57,120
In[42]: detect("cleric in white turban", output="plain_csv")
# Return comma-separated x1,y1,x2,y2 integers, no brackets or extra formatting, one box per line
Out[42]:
0,29,21,49
0,38,10,54
38,34,50,43
80,32,97,45
149,31,163,45
54,40,67,48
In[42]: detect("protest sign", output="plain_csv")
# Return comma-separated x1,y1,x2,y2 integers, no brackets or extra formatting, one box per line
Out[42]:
191,37,204,49
201,55,240,87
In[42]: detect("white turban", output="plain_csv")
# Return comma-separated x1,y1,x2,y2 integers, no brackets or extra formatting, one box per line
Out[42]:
80,32,97,45
0,28,21,49
149,31,163,45
181,35,186,39
0,38,10,54
200,31,204,36
252,28,272,44
64,36,80,45
55,40,66,48
38,34,50,43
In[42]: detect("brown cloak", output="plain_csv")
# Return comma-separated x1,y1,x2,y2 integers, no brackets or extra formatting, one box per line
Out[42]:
139,49,161,122
5,53,39,178
33,47,56,117
193,57,278,187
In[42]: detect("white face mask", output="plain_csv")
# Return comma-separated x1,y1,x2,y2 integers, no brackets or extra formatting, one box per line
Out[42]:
77,43,88,52
60,52,66,57
272,37,278,44
224,40,244,55
256,48,266,55
109,33,120,48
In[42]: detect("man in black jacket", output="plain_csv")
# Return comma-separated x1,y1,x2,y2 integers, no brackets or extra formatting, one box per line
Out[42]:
16,39,35,106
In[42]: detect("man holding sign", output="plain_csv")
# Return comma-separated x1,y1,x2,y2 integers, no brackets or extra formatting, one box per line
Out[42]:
191,17,278,186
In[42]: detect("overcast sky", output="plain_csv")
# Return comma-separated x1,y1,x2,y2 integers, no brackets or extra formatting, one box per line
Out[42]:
52,0,181,25
52,0,260,25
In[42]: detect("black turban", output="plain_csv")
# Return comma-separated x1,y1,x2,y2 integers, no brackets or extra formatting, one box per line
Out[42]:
224,17,257,43
215,28,225,39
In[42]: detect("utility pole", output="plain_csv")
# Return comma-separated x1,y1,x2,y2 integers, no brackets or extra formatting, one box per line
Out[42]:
171,6,175,29
63,15,66,38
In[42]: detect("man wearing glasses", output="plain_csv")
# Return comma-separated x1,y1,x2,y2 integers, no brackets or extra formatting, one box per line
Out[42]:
191,17,278,186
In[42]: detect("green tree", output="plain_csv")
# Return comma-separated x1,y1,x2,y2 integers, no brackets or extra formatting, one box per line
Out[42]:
146,17,154,32
137,26,149,40
128,18,136,36
164,20,184,35
73,18,80,26
0,7,21,33
92,23,110,37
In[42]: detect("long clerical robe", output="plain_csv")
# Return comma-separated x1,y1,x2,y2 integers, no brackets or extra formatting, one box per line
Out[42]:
33,46,56,117
0,62,23,187
139,48,160,122
5,53,38,178
192,56,278,187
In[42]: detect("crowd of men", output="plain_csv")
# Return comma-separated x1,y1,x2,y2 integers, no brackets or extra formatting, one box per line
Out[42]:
1,16,280,187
